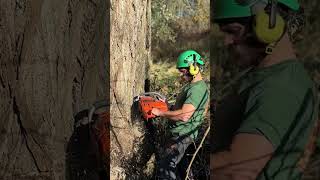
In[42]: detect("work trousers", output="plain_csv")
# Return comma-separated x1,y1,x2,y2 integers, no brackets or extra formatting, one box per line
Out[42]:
156,135,194,180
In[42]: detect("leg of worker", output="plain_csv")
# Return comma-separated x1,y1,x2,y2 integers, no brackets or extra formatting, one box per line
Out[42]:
156,136,193,180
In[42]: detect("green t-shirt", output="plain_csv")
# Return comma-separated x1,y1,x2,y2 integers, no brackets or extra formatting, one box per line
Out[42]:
168,80,209,140
236,59,317,180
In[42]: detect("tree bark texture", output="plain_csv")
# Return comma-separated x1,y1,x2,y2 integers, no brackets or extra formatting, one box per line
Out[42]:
110,0,151,179
0,0,108,179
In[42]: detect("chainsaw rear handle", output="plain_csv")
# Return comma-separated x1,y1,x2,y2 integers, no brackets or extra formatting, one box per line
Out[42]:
88,100,109,124
136,92,166,102
73,100,108,128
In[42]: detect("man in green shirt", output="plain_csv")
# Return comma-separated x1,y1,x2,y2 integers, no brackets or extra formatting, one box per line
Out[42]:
152,50,209,179
211,0,318,180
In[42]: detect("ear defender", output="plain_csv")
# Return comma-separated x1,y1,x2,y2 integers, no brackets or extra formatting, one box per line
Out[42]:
189,54,200,76
189,63,199,76
251,0,286,54
253,10,285,44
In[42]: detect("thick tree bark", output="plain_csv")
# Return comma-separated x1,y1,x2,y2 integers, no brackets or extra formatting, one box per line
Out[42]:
110,0,151,179
0,0,108,179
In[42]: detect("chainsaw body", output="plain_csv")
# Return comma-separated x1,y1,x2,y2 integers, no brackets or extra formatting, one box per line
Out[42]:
135,92,169,120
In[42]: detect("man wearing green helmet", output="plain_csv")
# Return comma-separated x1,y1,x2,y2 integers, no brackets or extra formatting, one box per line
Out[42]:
152,50,209,179
211,0,318,180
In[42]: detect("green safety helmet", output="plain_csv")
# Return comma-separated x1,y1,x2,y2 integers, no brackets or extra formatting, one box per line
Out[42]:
213,0,300,21
176,50,204,69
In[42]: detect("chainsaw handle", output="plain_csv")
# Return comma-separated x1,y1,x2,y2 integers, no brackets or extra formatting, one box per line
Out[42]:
89,100,108,124
93,100,109,109
138,92,166,101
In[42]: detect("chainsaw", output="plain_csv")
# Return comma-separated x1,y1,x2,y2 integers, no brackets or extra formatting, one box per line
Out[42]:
134,92,169,120
71,100,109,179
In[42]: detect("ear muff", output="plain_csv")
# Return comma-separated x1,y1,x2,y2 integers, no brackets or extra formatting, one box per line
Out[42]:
253,10,285,44
189,63,199,76
189,54,200,76
252,0,285,45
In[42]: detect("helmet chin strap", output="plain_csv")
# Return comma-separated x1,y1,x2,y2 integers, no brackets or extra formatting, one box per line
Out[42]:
191,74,196,80
252,51,269,67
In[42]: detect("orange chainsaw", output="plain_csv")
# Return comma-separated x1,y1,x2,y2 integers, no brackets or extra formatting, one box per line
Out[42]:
134,92,169,120
71,100,109,179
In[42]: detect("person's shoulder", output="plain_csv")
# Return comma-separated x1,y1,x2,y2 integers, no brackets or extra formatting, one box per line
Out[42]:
190,80,208,92
263,60,313,100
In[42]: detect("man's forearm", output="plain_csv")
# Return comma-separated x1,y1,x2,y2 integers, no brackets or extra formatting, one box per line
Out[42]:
211,151,233,169
153,104,194,122
210,133,274,180
159,109,186,121
211,151,235,180
212,151,258,180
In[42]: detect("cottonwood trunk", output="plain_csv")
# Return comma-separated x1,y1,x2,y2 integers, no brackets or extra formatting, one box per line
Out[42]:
110,0,151,179
0,0,108,179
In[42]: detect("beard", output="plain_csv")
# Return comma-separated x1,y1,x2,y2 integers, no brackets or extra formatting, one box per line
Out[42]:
180,74,192,82
228,38,266,68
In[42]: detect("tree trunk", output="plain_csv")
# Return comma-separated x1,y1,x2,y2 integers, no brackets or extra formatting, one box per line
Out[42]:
0,0,108,179
110,0,151,179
